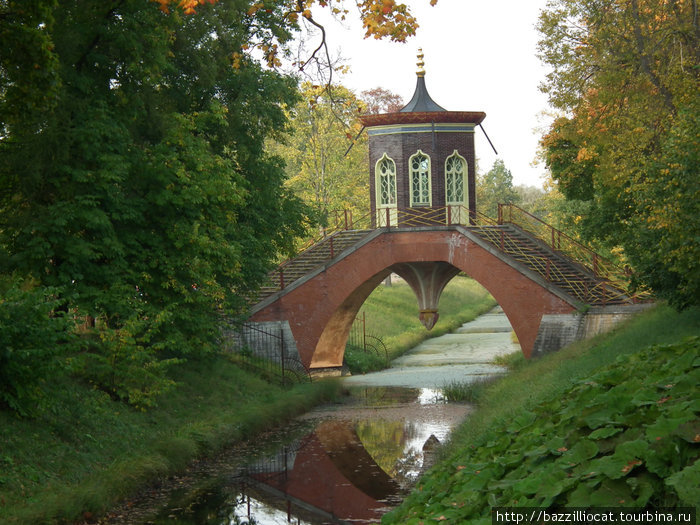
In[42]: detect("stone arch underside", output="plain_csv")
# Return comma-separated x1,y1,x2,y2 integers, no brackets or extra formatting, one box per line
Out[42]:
250,230,577,369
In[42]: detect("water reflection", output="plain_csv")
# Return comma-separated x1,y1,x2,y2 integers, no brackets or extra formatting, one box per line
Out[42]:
150,388,456,525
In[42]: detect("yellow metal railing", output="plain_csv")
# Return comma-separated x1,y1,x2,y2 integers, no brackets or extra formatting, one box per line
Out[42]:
497,204,651,303
468,224,635,305
256,204,649,306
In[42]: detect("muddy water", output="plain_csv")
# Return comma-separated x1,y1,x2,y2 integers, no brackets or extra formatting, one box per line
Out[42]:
103,308,519,524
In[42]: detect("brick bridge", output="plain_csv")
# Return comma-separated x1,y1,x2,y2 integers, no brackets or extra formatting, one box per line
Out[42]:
249,204,649,372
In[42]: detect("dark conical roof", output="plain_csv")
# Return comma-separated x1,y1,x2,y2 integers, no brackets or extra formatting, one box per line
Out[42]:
358,48,485,127
399,48,446,113
400,76,446,112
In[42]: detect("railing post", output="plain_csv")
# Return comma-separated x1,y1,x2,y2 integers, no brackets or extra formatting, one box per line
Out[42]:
498,204,503,225
280,324,285,383
362,311,366,351
551,227,555,250
500,230,505,251
344,209,349,230
447,206,452,225
386,207,391,228
593,254,598,277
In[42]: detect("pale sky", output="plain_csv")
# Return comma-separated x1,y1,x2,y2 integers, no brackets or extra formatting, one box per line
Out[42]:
308,0,553,188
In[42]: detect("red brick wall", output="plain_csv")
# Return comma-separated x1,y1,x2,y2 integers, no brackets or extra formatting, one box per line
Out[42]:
251,230,576,368
368,129,476,220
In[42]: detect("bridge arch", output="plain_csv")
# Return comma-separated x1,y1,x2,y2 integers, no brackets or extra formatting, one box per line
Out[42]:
250,229,577,370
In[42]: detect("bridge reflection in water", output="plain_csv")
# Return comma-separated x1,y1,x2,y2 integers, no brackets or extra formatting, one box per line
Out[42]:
154,388,454,525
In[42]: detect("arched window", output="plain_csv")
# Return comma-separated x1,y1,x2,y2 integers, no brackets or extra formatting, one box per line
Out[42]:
375,154,397,207
445,151,467,205
409,150,431,207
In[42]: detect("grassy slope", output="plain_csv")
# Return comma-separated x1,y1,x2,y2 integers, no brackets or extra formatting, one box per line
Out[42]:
0,359,340,524
345,276,497,372
382,305,700,523
0,275,492,523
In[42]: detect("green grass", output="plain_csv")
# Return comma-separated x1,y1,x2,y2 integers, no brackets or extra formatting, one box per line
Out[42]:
382,304,700,523
440,376,503,403
344,275,497,373
0,357,341,524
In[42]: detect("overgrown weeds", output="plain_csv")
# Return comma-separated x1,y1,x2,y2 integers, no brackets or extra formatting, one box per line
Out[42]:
440,376,503,403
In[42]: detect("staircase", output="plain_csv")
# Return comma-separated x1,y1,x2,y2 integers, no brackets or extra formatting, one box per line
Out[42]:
251,204,645,308
468,223,633,306
255,229,373,302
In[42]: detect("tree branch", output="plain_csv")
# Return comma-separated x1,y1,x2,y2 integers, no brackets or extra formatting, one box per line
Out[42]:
630,0,676,114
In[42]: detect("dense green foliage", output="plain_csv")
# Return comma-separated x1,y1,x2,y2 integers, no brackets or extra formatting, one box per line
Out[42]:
0,0,311,411
0,356,340,524
0,279,74,415
269,82,369,227
383,305,700,523
537,0,700,308
476,159,521,219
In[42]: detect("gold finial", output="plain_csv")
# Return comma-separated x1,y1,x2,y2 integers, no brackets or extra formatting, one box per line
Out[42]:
416,48,425,77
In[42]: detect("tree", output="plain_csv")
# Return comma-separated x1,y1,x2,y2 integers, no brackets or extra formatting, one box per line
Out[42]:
0,0,435,410
514,184,546,216
360,87,404,114
476,159,520,219
0,0,310,406
537,0,699,308
270,83,368,226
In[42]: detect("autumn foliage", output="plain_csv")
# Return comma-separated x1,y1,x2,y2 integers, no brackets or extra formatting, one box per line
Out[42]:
537,0,699,308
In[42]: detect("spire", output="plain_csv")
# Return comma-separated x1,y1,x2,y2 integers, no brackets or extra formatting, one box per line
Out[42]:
416,48,425,77
400,48,446,113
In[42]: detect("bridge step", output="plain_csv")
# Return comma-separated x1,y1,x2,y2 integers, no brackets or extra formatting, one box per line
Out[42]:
468,225,631,306
252,224,634,308
253,230,373,302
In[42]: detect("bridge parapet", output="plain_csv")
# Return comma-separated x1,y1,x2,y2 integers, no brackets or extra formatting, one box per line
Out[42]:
253,204,646,308
249,226,653,369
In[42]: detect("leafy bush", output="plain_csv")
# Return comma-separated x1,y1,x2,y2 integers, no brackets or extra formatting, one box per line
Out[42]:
344,343,387,374
0,282,73,415
385,337,700,522
69,317,182,409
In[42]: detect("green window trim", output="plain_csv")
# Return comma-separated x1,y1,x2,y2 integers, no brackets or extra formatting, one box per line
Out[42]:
445,150,467,205
409,150,431,207
375,153,397,207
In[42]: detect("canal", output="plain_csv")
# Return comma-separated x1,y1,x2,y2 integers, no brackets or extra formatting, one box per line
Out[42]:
102,307,519,524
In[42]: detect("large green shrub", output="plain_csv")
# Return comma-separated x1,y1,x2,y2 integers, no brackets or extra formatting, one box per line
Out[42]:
0,282,73,415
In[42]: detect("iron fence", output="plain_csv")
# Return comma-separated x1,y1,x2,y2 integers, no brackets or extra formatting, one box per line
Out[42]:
222,321,311,386
346,312,388,365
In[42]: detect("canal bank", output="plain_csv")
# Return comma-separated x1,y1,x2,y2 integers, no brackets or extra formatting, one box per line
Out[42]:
98,307,520,523
0,363,342,525
383,304,700,522
0,277,494,524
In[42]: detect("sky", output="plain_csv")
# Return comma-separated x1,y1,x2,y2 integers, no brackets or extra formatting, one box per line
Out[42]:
308,0,554,189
